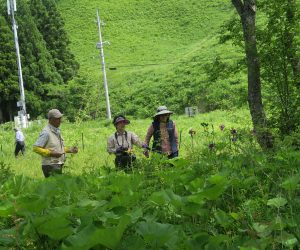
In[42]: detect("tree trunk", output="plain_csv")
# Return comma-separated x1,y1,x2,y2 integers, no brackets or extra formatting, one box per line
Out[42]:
0,107,3,123
286,0,300,85
232,0,273,148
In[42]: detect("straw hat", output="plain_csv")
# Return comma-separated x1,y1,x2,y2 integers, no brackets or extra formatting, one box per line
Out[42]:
154,106,173,117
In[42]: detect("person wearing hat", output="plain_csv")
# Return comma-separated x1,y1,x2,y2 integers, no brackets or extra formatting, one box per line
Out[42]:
33,109,78,177
144,106,179,159
107,114,147,171
14,128,25,157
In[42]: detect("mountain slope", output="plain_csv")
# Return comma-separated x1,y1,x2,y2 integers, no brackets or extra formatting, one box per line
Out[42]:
57,0,245,117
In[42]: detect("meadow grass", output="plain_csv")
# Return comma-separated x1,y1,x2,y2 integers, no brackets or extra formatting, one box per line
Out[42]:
0,108,251,178
56,0,241,114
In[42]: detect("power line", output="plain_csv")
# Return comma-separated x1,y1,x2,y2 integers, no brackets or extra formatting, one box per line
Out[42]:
107,55,245,69
101,7,234,22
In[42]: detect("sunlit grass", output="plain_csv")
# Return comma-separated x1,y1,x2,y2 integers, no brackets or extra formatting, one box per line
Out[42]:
0,109,251,178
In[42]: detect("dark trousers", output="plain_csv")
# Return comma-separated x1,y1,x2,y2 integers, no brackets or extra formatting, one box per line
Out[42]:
42,164,63,178
15,141,25,156
115,154,136,171
168,151,178,159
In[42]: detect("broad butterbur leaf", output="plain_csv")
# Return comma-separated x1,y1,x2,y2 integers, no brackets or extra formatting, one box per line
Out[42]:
267,197,287,208
136,221,178,248
62,215,131,250
281,175,300,191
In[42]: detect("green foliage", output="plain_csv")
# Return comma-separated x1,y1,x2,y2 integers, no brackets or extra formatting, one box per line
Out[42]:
0,0,79,121
30,0,79,83
220,0,300,136
0,15,19,120
258,0,300,135
15,0,64,116
1,110,300,248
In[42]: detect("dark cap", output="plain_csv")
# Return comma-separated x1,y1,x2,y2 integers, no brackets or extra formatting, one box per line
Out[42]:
113,115,130,125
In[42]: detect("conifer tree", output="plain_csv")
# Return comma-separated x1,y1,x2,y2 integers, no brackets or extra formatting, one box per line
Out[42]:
0,15,19,121
13,0,64,117
30,0,79,83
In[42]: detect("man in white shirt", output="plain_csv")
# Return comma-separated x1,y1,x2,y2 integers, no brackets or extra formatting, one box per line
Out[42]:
33,109,78,177
14,128,25,156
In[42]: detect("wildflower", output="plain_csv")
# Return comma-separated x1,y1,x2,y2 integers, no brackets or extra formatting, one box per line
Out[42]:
189,128,196,136
230,128,237,135
200,122,209,127
208,143,216,150
219,124,225,131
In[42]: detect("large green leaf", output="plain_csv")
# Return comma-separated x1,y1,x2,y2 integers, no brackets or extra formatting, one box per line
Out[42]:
275,231,298,247
267,197,287,209
16,194,49,214
0,228,16,246
33,215,73,240
187,175,228,202
149,190,171,205
281,175,300,191
0,202,14,217
214,209,233,228
136,221,178,248
77,199,107,208
252,223,272,238
188,232,210,249
185,177,205,193
168,158,189,168
62,215,131,250
121,235,145,250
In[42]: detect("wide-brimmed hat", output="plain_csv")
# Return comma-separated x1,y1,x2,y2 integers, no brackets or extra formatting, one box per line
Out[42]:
48,109,63,119
154,106,173,117
113,115,130,125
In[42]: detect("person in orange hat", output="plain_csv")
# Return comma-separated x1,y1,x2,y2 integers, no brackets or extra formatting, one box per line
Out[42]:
107,114,147,171
33,109,78,177
144,106,179,159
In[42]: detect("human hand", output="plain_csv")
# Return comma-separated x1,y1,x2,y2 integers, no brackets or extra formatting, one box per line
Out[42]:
70,147,78,153
127,148,134,154
143,150,149,158
142,144,150,150
50,150,63,158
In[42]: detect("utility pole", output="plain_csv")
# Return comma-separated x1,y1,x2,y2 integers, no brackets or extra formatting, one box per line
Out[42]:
96,9,111,120
7,0,28,128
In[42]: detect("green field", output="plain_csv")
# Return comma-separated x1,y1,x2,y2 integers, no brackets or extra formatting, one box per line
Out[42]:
56,0,245,116
1,110,300,249
1,109,250,178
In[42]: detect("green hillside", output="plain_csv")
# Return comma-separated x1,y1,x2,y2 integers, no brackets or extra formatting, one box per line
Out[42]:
57,0,246,117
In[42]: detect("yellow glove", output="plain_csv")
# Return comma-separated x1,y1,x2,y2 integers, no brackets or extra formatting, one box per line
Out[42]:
33,146,51,157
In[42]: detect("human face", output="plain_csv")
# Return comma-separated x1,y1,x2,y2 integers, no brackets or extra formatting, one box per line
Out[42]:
116,120,127,132
159,114,170,123
49,117,62,128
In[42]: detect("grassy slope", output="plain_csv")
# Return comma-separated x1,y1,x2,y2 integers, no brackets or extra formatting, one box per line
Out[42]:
57,0,244,116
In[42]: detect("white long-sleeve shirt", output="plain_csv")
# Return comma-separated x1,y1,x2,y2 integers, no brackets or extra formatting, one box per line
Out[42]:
107,131,142,154
16,130,25,142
